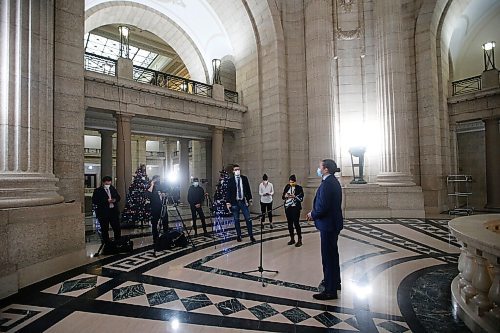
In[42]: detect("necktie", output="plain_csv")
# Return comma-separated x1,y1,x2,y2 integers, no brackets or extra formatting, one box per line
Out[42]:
236,177,242,200
105,188,114,208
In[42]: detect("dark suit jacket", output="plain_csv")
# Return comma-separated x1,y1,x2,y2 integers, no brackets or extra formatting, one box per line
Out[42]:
312,175,343,233
281,184,304,210
226,175,252,205
146,186,162,213
188,185,205,206
92,185,120,217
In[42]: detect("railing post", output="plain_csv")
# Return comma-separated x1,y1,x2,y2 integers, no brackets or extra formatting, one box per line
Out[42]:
461,248,478,303
471,250,493,316
213,83,225,101
487,260,500,321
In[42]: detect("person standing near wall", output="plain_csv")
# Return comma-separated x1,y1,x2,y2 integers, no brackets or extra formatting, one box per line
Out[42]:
259,174,274,229
282,174,304,247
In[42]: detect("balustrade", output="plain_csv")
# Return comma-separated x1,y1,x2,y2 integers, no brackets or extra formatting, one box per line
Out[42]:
449,214,500,333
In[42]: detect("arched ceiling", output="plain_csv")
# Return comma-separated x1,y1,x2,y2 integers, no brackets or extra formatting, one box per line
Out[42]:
85,0,237,83
447,0,500,79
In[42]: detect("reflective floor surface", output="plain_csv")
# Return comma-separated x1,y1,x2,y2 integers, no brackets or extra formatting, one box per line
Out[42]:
0,218,471,333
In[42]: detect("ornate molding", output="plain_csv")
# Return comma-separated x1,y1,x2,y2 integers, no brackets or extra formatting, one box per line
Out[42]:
338,0,355,13
335,28,361,40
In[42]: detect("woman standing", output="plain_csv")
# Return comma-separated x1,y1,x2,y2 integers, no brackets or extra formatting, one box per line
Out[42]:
282,174,304,247
259,174,274,229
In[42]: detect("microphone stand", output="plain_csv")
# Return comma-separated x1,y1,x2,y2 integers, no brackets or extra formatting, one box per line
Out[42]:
241,205,279,287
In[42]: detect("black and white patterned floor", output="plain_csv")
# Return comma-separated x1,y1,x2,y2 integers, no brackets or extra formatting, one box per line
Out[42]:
0,218,469,333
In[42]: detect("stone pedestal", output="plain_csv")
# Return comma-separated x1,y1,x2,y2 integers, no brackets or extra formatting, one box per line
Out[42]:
0,202,85,298
481,69,500,89
117,57,133,80
343,184,425,218
212,84,225,102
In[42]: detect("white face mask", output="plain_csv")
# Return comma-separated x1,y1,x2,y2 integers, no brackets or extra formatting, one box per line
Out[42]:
104,184,111,189
263,180,268,185
193,182,199,187
234,170,241,176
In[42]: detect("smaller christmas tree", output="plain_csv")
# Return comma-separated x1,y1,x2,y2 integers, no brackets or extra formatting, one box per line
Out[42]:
121,164,151,228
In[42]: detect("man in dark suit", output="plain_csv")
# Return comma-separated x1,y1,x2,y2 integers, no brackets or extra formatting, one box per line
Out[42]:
188,177,208,237
92,176,121,244
147,175,169,243
307,159,343,300
226,164,256,242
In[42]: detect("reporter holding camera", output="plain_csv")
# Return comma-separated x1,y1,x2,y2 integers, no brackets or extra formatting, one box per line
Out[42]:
147,175,169,243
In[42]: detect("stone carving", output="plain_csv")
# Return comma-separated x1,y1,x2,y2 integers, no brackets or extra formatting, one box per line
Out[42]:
338,0,355,13
335,28,361,40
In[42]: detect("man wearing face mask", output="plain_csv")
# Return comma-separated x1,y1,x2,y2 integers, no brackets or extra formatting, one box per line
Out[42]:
92,176,121,244
188,177,208,237
282,174,304,247
226,164,256,243
306,159,343,300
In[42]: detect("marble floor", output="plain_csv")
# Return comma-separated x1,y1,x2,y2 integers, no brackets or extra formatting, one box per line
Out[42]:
0,217,471,333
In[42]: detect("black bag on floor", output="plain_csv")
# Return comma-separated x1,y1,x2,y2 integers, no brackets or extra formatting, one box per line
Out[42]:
102,238,134,255
155,230,188,251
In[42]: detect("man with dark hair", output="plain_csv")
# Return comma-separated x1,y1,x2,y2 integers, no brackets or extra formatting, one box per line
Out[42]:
92,176,121,244
226,164,256,242
307,159,343,300
188,177,208,237
147,175,169,243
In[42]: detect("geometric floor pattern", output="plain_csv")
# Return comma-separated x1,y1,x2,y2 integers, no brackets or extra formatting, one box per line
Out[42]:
0,218,467,333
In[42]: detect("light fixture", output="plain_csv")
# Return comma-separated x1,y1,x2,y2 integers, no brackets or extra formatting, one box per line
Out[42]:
118,26,130,58
88,165,93,170
482,41,496,71
212,59,221,84
349,146,367,184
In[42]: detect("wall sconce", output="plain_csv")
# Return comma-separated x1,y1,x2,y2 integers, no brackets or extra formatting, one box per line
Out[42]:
349,146,367,184
118,26,130,58
482,41,496,71
212,59,221,84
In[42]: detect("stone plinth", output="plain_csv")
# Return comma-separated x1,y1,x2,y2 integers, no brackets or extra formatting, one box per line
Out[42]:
117,57,134,79
481,69,500,90
0,202,85,299
212,84,225,102
343,184,425,218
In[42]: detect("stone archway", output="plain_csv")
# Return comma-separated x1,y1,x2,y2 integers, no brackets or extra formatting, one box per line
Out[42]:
85,1,209,82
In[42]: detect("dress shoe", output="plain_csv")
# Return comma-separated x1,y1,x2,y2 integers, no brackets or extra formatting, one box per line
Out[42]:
269,223,274,229
250,237,256,243
313,292,338,300
287,239,295,245
236,236,242,242
318,281,341,291
295,240,302,247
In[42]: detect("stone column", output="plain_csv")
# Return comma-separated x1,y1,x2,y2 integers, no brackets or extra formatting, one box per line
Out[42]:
100,130,114,179
484,118,500,209
303,0,336,209
0,0,64,209
115,113,133,210
137,136,147,168
179,139,190,203
211,127,224,189
160,138,169,176
374,0,414,186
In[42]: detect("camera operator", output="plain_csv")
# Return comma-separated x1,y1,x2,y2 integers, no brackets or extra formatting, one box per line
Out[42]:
147,175,169,243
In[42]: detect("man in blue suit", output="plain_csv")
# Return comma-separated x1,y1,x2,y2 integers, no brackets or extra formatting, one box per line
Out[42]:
307,159,343,300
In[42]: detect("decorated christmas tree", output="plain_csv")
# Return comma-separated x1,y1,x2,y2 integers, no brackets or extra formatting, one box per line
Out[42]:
121,164,151,228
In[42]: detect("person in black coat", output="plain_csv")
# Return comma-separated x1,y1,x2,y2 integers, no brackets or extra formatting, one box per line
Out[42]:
226,164,256,243
92,176,121,244
188,177,208,236
307,159,343,300
146,175,169,243
282,174,304,247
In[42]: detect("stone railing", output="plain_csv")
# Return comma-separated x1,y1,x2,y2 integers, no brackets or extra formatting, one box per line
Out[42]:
449,214,500,333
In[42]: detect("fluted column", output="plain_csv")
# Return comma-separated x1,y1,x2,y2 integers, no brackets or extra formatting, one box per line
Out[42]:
0,0,63,208
115,113,133,210
375,0,414,186
100,130,114,179
160,139,169,176
484,118,500,209
304,0,336,201
137,136,147,168
179,139,190,203
211,127,223,188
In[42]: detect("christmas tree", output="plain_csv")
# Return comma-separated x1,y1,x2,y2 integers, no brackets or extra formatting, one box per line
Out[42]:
121,164,151,228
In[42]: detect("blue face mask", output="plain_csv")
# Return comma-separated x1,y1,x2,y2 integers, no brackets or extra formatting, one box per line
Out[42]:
317,168,322,177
